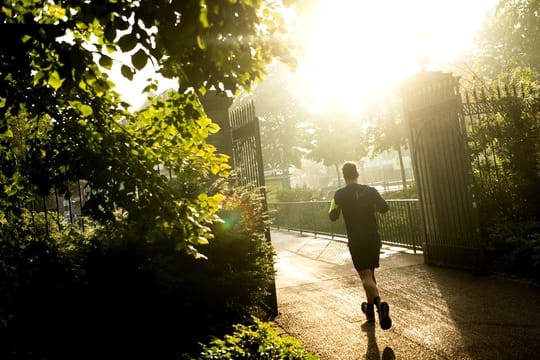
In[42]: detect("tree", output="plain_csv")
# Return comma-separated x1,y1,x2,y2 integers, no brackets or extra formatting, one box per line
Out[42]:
471,0,540,81
238,62,306,171
304,108,368,187
363,96,410,189
0,1,296,255
463,0,540,219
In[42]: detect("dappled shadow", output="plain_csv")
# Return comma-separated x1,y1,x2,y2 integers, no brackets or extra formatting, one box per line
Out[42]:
361,322,395,360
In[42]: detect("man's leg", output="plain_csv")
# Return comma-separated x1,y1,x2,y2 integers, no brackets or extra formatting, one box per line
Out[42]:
359,269,392,330
358,268,379,304
358,268,378,322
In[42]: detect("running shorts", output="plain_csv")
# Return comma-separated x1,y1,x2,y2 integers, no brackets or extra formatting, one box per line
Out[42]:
348,234,381,271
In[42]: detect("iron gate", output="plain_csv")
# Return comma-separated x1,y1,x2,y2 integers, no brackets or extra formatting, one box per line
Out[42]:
401,72,483,271
228,100,278,317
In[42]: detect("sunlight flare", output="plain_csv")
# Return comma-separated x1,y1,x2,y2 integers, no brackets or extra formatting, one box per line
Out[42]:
292,0,498,113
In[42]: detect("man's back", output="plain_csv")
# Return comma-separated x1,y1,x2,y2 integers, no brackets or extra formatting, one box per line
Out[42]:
331,183,388,237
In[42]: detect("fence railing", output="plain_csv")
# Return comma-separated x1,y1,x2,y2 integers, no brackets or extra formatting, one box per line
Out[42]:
268,199,422,252
4,181,88,241
461,86,540,220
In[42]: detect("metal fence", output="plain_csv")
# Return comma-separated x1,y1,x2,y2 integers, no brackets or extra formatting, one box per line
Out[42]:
461,85,540,219
268,199,422,252
3,180,88,241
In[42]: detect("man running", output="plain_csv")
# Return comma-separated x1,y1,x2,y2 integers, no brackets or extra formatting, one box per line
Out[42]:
328,162,392,330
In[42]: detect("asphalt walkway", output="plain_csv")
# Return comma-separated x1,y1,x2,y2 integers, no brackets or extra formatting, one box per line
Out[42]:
271,229,540,360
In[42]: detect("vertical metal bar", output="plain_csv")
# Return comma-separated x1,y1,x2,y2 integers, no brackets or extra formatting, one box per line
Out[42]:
67,187,74,227
78,179,85,232
30,200,36,241
54,187,62,230
43,196,49,237
406,201,417,253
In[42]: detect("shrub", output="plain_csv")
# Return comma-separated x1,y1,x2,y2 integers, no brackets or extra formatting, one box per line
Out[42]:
0,185,277,359
381,184,418,199
485,219,540,281
275,187,320,202
196,317,319,360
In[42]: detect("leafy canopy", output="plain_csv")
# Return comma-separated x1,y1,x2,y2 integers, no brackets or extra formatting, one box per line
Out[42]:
0,0,296,254
472,0,540,82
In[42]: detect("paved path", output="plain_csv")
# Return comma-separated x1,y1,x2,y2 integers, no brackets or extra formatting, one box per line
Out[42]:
271,229,540,360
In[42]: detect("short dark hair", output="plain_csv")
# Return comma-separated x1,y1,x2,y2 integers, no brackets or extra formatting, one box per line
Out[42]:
342,162,359,180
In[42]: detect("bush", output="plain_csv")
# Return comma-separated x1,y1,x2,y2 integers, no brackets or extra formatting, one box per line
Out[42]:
382,184,418,199
275,187,320,202
196,317,319,360
0,186,277,359
485,219,540,281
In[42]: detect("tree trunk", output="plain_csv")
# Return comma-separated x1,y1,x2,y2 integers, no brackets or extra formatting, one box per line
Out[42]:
335,163,341,187
397,145,407,189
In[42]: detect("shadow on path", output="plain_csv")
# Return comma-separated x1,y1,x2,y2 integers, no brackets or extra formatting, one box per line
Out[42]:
361,322,395,360
398,265,540,359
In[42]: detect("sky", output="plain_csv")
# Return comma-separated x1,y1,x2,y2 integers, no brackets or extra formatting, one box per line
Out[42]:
292,0,500,113
110,0,499,111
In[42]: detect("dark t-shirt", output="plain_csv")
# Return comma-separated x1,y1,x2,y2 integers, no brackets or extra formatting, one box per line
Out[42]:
329,183,389,239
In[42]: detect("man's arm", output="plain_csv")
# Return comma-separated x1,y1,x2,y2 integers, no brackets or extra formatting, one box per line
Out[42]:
328,198,341,221
373,189,389,213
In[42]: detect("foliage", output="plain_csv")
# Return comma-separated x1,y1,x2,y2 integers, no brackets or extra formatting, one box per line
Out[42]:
363,96,407,154
484,219,540,281
306,116,367,167
275,186,320,202
244,63,307,170
470,92,540,278
453,0,540,279
466,83,540,222
0,2,299,358
473,0,540,80
197,317,319,360
382,184,418,200
362,96,410,189
0,0,296,255
0,185,277,359
304,108,368,186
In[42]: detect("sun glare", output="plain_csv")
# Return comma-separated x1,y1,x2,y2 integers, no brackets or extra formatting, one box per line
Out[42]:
109,0,497,112
292,0,498,114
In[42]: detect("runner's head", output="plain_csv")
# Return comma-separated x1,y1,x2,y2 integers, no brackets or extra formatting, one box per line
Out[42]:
342,162,359,182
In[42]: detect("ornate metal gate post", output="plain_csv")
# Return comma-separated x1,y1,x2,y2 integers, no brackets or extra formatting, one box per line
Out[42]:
228,100,278,317
401,72,483,270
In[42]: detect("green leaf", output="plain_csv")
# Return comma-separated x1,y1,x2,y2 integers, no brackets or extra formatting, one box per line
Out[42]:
131,49,148,70
104,24,117,42
75,20,87,30
199,6,209,28
1,6,12,17
121,65,134,80
48,71,64,90
99,54,113,69
197,236,209,245
79,104,93,117
196,35,206,50
142,82,158,93
114,17,130,31
118,33,137,52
